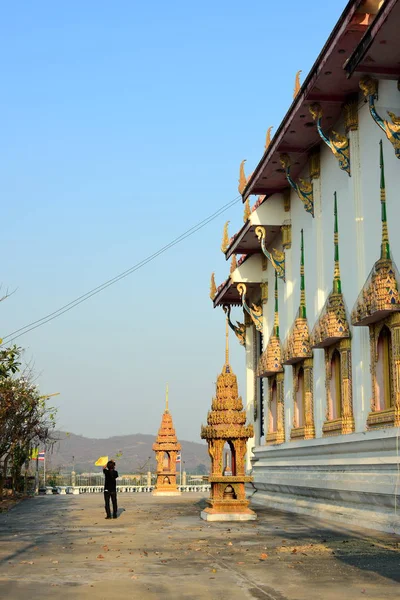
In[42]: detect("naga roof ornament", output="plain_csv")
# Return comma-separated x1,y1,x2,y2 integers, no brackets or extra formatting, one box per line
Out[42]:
311,193,350,348
238,160,247,194
255,226,285,281
359,76,400,159
210,272,217,300
221,221,230,253
223,305,245,347
243,199,251,222
280,153,314,216
230,255,237,275
237,283,263,332
351,141,400,326
265,126,273,151
283,229,312,364
293,70,302,98
257,272,283,377
309,103,350,175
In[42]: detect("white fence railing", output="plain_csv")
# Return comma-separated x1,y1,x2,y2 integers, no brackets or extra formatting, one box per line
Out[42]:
45,485,210,495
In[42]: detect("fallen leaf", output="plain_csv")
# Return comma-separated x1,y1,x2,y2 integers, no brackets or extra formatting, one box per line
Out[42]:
291,548,297,554
260,553,268,560
97,554,105,560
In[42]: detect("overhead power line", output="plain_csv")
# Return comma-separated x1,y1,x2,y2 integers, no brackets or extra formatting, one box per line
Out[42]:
2,195,241,344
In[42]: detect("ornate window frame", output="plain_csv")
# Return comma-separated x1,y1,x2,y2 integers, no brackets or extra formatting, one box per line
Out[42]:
266,372,285,444
322,338,354,436
290,357,315,440
367,312,400,429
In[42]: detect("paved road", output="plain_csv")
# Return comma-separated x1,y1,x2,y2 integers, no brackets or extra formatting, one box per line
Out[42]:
0,494,399,599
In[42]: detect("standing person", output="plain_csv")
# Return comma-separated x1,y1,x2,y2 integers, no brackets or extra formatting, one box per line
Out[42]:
103,460,119,519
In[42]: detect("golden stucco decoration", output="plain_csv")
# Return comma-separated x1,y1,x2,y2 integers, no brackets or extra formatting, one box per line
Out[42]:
293,70,302,98
152,386,182,495
255,226,285,281
309,103,350,175
200,320,255,519
210,272,217,300
359,76,400,159
237,283,263,332
221,221,229,253
280,153,314,216
265,126,273,151
238,160,247,194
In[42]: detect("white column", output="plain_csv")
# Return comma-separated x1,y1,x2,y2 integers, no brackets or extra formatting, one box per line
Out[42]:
245,322,256,471
349,125,370,429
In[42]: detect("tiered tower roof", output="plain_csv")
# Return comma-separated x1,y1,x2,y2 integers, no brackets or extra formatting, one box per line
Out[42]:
201,321,253,441
152,385,181,452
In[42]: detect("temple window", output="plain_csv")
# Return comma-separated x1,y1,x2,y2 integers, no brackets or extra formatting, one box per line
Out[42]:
163,452,170,471
321,338,353,437
222,441,236,476
294,366,305,427
365,316,400,429
330,349,342,420
375,325,393,411
290,358,315,440
269,378,278,433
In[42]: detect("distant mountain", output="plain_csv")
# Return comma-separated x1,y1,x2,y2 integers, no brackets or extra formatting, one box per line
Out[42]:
46,431,209,474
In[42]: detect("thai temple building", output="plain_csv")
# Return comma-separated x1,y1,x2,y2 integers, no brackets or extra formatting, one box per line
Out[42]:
210,0,400,533
152,386,181,496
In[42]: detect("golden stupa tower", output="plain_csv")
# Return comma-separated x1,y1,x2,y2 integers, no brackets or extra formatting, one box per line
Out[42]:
200,320,256,521
152,385,182,496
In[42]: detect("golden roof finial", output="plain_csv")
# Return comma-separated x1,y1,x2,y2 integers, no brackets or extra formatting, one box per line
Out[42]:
379,140,390,260
230,255,237,274
243,199,251,222
225,316,230,367
238,160,247,194
210,272,217,299
294,70,302,98
265,126,273,151
221,221,230,253
165,383,169,413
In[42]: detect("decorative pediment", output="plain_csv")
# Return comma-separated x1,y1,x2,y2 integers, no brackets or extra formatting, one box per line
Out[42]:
283,317,312,364
352,142,400,326
257,335,283,377
283,229,312,363
351,259,400,326
311,193,350,349
310,292,350,349
257,272,283,376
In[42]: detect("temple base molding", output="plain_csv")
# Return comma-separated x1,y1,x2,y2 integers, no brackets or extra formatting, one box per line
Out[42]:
251,428,400,535
152,490,181,496
201,509,257,522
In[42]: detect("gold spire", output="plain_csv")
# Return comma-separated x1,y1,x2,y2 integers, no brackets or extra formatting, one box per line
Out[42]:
225,316,230,367
238,160,247,194
294,70,302,98
243,199,251,222
221,221,229,253
265,126,273,150
165,383,169,413
379,140,390,260
333,192,342,294
230,255,237,274
210,272,217,299
274,271,280,338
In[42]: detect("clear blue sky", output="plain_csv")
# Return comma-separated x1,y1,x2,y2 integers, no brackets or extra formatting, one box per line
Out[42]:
0,1,347,442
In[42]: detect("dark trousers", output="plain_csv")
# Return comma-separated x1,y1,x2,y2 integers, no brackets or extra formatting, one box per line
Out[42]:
104,491,118,517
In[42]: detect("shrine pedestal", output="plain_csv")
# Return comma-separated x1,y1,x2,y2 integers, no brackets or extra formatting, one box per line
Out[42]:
201,510,256,521
153,490,182,497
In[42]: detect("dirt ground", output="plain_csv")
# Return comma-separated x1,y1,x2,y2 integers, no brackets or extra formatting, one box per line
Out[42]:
0,493,399,599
